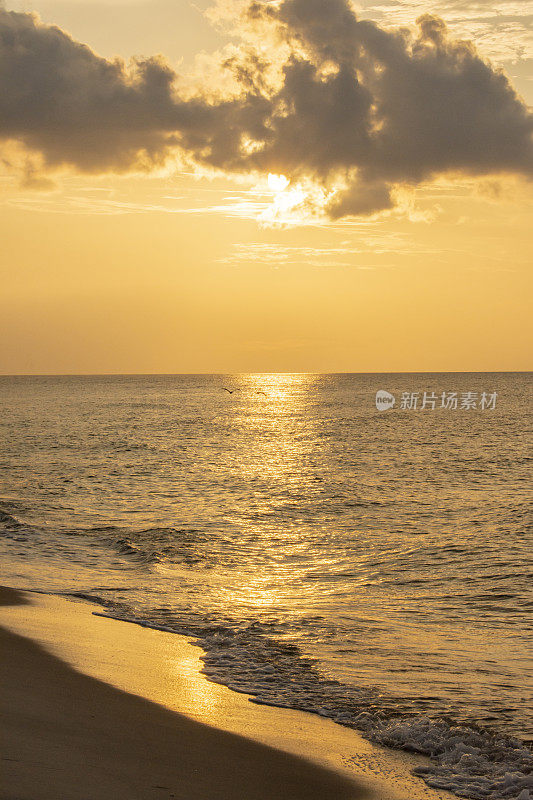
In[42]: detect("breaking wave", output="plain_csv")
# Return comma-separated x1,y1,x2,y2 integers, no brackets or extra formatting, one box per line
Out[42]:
91,604,533,800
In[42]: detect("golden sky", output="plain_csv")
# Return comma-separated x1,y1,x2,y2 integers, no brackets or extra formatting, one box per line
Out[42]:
1,0,532,373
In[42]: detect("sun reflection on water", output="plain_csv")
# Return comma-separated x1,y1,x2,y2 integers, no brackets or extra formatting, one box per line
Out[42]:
215,374,327,612
237,372,316,403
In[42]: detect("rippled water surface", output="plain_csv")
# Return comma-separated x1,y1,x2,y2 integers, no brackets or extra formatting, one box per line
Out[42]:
1,374,531,799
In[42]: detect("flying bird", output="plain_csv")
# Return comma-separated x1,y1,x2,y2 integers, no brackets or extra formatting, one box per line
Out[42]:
222,388,234,394
256,391,267,396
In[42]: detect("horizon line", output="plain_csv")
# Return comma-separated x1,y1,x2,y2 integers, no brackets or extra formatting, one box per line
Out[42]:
1,370,531,378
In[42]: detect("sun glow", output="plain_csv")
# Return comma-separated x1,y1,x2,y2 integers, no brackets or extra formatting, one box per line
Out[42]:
260,174,318,226
267,173,290,192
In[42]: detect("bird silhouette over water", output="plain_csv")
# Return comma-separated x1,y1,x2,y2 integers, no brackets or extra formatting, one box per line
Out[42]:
221,387,234,394
256,391,267,396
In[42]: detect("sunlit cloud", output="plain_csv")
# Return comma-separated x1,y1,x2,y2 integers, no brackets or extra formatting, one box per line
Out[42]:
0,1,531,224
218,229,435,266
358,0,533,64
218,242,356,266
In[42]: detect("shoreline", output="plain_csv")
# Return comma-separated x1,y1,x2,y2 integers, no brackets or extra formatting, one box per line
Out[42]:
0,586,454,800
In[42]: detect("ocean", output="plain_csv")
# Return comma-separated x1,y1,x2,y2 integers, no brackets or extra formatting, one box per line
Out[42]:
1,373,531,799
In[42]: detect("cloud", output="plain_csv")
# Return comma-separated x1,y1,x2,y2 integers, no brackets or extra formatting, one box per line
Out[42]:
0,1,532,218
0,8,266,175
246,2,532,177
218,243,356,266
221,231,431,266
328,179,394,218
356,0,533,65
19,162,56,191
0,11,175,171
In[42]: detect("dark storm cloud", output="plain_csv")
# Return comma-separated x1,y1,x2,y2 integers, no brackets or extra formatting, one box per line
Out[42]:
0,2,532,217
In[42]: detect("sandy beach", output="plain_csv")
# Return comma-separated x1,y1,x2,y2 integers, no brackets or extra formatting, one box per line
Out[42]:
0,587,458,800
1,587,366,800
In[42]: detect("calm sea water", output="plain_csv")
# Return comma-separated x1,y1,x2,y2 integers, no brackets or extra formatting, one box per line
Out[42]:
1,374,531,799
